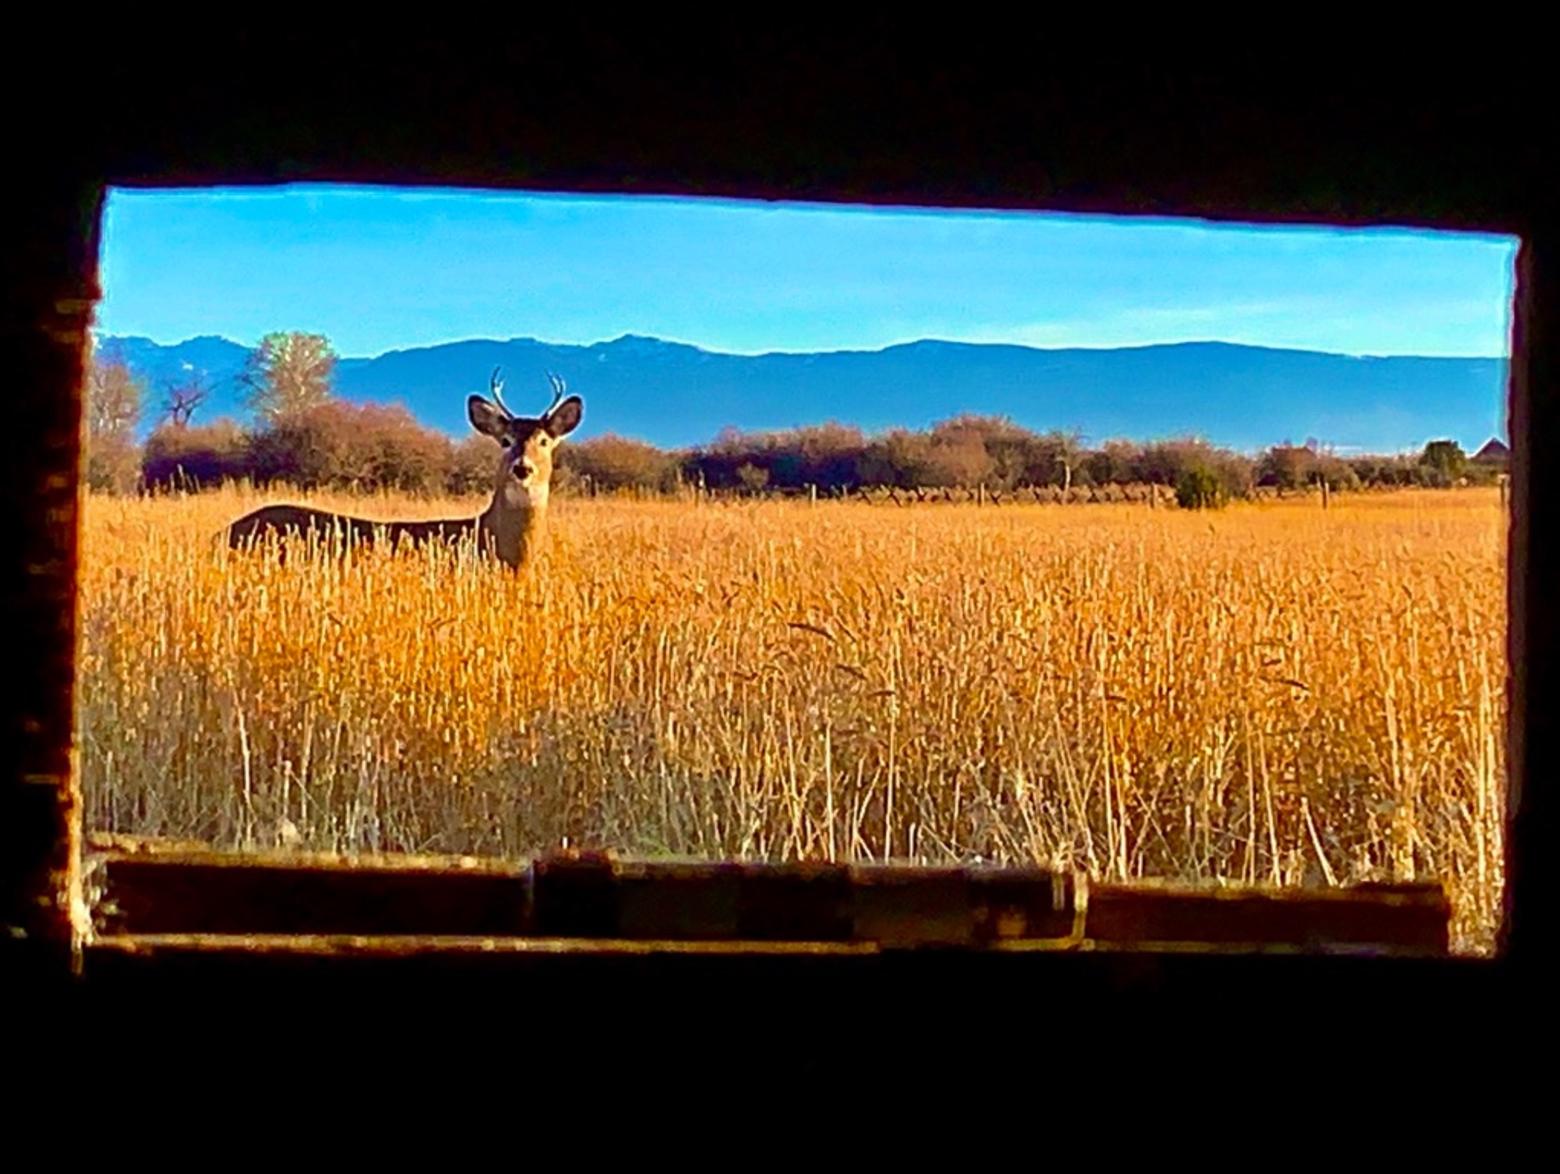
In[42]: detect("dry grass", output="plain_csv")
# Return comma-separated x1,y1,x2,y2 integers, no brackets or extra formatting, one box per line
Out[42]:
77,485,1507,953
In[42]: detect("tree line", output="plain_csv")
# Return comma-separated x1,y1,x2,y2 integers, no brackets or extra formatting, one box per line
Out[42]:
85,331,1502,507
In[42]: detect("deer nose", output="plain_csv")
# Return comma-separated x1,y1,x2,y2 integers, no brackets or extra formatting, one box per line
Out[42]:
514,461,537,482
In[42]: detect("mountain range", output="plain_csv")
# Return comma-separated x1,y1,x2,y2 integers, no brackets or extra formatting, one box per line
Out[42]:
95,333,1508,455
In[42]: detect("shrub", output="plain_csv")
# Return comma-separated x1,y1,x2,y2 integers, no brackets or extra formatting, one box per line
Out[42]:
735,462,770,494
1176,465,1228,510
1347,453,1419,487
248,401,451,494
920,433,995,487
86,434,143,494
1084,440,1142,487
1418,439,1467,488
447,435,503,496
142,420,249,490
1313,454,1359,491
857,429,935,489
684,424,867,493
560,434,681,494
1257,444,1316,490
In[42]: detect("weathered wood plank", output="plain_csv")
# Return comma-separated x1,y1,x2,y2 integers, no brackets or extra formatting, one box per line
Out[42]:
1086,881,1450,953
89,842,1449,954
93,853,531,936
88,934,880,959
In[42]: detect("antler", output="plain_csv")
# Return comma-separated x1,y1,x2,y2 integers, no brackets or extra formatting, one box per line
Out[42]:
489,367,515,419
545,372,567,415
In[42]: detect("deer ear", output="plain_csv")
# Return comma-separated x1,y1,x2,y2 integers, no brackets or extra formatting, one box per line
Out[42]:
468,395,510,440
546,395,583,438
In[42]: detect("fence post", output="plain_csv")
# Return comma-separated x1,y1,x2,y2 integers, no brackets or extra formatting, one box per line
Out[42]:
1321,478,1330,510
809,483,817,508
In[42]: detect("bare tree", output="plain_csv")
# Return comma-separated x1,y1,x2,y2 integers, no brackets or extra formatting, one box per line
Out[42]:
84,351,144,492
244,331,337,422
87,353,142,438
162,374,209,428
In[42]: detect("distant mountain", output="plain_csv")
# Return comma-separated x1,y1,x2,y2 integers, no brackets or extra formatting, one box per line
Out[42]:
97,335,252,432
95,333,1507,454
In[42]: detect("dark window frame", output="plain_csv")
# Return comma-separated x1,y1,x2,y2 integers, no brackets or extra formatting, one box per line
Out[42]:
3,37,1546,1032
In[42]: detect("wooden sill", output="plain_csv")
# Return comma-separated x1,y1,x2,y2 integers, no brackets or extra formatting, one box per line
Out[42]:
83,834,1451,957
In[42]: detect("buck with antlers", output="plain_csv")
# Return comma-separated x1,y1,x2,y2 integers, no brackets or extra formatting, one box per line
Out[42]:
224,370,583,569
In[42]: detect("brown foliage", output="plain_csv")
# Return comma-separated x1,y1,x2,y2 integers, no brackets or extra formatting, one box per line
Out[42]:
248,400,452,494
84,354,145,493
447,434,503,496
143,419,249,490
86,434,143,494
921,430,994,487
560,433,680,493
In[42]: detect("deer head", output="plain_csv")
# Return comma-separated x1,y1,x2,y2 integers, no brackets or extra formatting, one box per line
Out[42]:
467,369,584,509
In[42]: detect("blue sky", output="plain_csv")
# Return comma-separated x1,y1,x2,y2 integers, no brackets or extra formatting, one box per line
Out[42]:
97,185,1518,359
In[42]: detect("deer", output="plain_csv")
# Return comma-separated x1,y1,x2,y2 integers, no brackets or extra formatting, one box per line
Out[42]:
224,370,583,570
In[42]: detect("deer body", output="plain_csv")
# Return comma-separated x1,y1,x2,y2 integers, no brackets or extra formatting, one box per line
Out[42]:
224,371,582,570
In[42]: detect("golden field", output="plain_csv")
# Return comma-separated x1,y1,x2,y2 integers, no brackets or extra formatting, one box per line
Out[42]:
77,486,1507,952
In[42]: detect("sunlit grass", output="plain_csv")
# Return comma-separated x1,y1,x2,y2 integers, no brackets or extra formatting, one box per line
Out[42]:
77,485,1507,952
